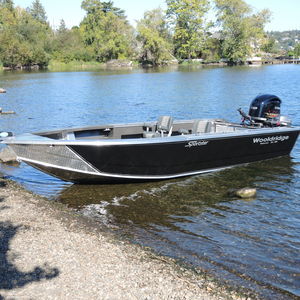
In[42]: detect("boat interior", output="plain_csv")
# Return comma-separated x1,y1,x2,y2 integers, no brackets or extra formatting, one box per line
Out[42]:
37,116,250,141
6,95,293,143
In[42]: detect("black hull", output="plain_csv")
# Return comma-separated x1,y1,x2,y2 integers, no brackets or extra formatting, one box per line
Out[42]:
5,125,299,183
21,130,299,183
26,152,292,184
70,132,298,177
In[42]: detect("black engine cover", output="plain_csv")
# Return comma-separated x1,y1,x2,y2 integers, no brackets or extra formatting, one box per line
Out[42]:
249,94,281,121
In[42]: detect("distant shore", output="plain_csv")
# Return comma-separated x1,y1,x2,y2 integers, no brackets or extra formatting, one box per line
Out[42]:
0,179,255,300
1,57,299,73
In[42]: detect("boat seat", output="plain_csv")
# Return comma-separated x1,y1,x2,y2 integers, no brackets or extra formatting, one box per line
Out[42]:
143,116,173,138
215,125,235,133
63,132,75,140
157,116,173,137
143,122,155,138
178,128,189,135
192,120,215,134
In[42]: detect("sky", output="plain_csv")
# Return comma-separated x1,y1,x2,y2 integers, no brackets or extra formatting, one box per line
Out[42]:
14,0,300,32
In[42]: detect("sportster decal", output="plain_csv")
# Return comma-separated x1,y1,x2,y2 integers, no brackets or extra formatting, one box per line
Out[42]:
185,140,209,148
253,135,289,145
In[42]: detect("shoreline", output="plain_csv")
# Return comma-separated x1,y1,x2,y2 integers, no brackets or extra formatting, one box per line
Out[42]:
0,179,252,299
1,58,297,73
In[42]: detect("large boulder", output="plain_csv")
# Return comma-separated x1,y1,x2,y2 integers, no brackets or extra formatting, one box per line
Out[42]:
106,59,133,68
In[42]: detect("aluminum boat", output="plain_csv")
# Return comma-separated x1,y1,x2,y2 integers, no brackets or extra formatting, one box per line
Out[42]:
2,94,299,183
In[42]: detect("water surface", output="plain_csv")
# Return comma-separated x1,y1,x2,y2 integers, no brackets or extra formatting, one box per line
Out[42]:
0,65,299,299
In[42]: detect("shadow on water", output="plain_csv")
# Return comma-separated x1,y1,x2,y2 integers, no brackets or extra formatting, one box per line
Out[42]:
0,200,59,293
56,156,300,299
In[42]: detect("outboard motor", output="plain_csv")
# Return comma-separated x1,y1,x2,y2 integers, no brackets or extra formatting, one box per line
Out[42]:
249,94,281,124
238,94,291,127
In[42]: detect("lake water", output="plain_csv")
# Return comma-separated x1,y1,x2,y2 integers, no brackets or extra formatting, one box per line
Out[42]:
0,65,299,299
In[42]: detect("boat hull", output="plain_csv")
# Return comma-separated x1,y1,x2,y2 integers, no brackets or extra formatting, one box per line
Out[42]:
7,129,299,183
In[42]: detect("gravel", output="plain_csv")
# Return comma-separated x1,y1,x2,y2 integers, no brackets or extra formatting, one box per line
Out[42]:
0,180,244,300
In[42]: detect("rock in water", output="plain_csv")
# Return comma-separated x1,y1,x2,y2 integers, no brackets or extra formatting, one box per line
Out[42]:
1,111,16,114
106,59,133,68
0,146,17,163
235,187,257,198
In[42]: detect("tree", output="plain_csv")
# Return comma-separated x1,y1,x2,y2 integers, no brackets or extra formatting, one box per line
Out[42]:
81,0,103,14
203,33,222,61
80,0,134,62
0,0,14,11
0,5,51,68
53,19,69,51
261,37,276,54
214,0,270,64
81,0,124,17
166,0,211,60
58,19,67,34
294,43,300,58
101,1,125,18
51,21,92,63
27,0,47,23
137,8,174,65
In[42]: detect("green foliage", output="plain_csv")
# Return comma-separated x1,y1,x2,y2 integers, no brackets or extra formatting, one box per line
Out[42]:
80,0,134,62
294,43,300,57
100,1,126,18
0,5,51,68
27,0,47,23
0,0,274,69
137,8,174,65
0,0,14,11
58,19,67,33
51,24,93,63
166,0,211,59
260,37,276,54
48,59,104,71
215,0,271,63
202,35,222,61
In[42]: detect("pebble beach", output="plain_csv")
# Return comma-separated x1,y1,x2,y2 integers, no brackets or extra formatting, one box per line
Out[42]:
0,180,248,300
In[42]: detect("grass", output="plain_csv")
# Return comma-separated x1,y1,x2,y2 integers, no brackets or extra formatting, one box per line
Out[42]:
0,59,224,72
48,60,106,71
0,59,140,72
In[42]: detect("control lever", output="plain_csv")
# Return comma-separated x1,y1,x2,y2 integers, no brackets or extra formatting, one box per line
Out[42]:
237,108,254,124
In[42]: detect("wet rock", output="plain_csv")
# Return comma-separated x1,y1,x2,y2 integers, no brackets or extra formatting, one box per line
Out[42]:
0,110,16,114
235,187,257,198
0,88,6,93
106,59,133,68
0,107,16,114
0,147,17,163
